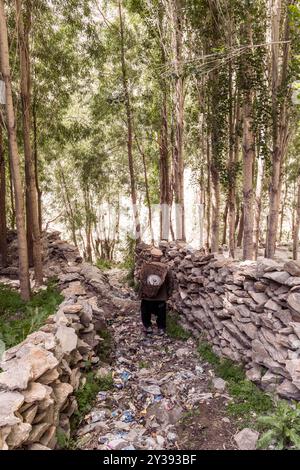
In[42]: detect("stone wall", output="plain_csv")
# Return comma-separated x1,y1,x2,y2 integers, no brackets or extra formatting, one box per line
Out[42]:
0,232,109,450
135,242,300,401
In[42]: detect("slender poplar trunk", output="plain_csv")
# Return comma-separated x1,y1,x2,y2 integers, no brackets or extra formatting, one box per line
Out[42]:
118,1,141,244
253,154,265,259
0,0,30,300
241,19,255,261
170,0,185,241
265,1,291,258
16,0,43,284
237,204,244,248
135,134,154,243
293,173,300,260
206,130,211,249
279,176,288,243
59,168,77,247
0,116,7,266
222,201,229,246
33,98,42,231
242,94,255,260
159,92,170,241
228,68,236,258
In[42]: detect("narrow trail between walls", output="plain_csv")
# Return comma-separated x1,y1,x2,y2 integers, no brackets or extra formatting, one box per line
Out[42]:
76,269,238,451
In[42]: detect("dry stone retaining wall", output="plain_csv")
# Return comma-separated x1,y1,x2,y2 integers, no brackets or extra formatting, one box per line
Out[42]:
0,233,109,450
136,242,300,401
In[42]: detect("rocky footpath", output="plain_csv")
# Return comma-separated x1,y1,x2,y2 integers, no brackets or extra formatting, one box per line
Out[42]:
135,242,300,402
0,232,114,450
76,270,238,451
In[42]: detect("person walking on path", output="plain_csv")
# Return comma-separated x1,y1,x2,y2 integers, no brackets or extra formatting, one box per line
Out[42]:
138,247,174,336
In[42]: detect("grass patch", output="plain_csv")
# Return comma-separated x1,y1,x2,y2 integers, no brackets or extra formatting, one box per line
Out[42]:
95,258,115,270
167,312,191,341
198,340,274,425
71,371,113,432
198,341,220,366
0,279,63,349
227,380,273,419
97,328,113,363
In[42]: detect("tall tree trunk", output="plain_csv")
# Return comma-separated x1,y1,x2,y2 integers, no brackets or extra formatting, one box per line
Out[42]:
33,98,42,231
206,130,211,249
170,0,185,241
135,134,154,243
242,93,255,260
59,168,77,247
228,68,236,258
159,91,170,241
158,10,170,242
241,19,255,261
293,173,300,260
16,0,43,285
210,157,220,253
237,204,244,248
265,1,291,258
0,116,7,266
84,189,92,263
279,177,288,242
199,140,205,249
7,159,15,229
253,154,265,259
210,87,220,253
222,201,228,246
118,1,141,244
0,0,30,300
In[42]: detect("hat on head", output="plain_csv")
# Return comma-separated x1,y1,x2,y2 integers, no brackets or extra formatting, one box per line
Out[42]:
150,247,163,258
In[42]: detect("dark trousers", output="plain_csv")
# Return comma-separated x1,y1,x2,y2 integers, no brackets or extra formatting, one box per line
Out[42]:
141,299,167,329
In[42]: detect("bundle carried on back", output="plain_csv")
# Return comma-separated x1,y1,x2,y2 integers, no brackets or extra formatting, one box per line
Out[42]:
139,261,168,299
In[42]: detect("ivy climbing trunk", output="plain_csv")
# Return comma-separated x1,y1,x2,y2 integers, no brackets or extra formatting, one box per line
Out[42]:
16,0,43,285
242,92,255,260
159,91,170,241
228,78,235,257
253,153,265,259
0,0,30,300
241,19,255,261
265,0,291,259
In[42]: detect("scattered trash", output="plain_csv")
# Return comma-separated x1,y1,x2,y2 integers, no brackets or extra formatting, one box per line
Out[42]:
154,395,163,402
91,410,107,423
97,391,107,401
76,269,235,451
167,432,177,442
195,365,204,375
114,383,124,389
122,410,135,423
141,384,161,396
120,371,131,382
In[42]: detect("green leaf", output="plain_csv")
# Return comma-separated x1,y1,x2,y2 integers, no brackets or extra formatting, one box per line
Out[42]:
257,430,276,449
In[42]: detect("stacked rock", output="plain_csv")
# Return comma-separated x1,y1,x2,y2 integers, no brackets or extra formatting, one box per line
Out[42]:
0,294,101,450
0,231,111,450
136,242,300,401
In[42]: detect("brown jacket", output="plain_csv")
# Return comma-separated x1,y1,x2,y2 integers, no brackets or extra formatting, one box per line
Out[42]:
138,266,174,301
